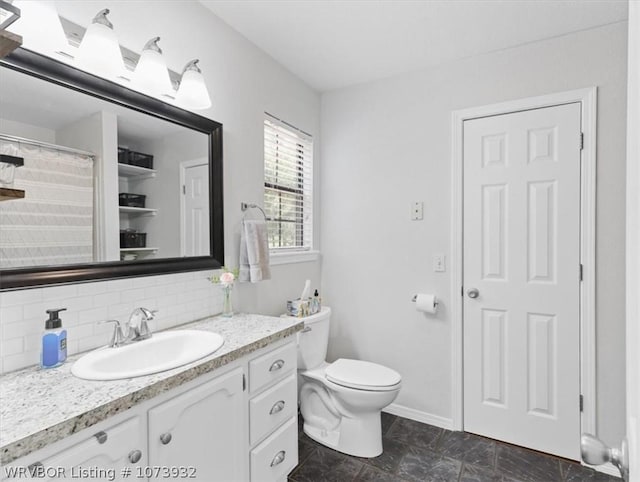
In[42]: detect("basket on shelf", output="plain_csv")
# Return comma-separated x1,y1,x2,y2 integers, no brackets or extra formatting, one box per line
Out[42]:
119,193,146,208
120,230,147,248
117,148,154,169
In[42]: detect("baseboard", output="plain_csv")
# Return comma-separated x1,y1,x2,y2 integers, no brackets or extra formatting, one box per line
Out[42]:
384,403,454,431
585,461,621,478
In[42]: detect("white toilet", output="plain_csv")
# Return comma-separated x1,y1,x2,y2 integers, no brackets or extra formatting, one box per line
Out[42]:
297,307,402,458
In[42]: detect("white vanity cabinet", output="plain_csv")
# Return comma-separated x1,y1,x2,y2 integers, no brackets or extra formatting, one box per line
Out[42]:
1,336,299,482
247,342,298,482
148,368,245,482
1,416,146,482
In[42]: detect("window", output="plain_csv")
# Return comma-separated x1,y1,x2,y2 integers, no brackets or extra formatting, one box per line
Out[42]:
264,114,313,251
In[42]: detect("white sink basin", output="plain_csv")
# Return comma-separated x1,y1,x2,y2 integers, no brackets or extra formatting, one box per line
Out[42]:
71,330,224,381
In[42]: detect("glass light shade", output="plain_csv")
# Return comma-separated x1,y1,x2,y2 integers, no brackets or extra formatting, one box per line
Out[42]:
9,1,68,56
75,20,124,79
131,44,173,97
175,68,212,110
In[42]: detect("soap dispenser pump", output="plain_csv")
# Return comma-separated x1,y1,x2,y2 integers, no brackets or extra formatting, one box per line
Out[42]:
41,308,67,369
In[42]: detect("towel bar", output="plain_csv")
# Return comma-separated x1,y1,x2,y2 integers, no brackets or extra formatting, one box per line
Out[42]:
241,202,267,221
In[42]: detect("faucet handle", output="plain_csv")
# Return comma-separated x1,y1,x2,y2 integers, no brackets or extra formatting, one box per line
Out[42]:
130,307,157,341
99,320,125,347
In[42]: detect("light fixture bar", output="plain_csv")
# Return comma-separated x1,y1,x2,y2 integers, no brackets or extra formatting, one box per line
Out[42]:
57,16,182,86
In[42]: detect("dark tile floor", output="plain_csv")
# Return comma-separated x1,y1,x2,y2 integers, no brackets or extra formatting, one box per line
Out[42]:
289,413,621,482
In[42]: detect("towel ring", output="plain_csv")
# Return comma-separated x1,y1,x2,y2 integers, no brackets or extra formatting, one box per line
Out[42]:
241,202,267,221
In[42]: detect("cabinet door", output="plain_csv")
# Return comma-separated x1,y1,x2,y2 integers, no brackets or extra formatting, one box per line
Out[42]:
148,368,245,482
13,416,146,482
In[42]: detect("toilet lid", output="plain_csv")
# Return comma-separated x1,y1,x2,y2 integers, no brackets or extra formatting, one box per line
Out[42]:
325,359,401,391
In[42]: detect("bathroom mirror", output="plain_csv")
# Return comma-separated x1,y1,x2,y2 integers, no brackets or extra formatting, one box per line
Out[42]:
0,48,223,290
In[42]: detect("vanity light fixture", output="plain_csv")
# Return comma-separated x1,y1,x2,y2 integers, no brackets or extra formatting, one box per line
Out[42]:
131,37,173,97
9,0,68,57
75,9,124,79
175,60,212,110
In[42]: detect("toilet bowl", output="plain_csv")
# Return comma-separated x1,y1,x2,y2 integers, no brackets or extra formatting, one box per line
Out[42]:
297,308,402,457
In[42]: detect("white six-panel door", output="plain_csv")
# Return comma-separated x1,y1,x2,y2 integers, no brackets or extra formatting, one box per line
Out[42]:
182,161,210,257
463,103,582,460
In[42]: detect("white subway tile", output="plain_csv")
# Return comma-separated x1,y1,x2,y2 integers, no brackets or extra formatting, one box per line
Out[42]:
3,351,38,373
107,278,133,292
0,289,42,307
77,306,108,326
62,296,95,313
0,305,23,325
77,281,108,296
1,337,24,357
2,319,41,339
41,285,78,302
93,291,121,308
23,301,50,321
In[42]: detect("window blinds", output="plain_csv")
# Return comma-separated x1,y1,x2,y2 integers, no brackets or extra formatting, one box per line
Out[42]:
263,114,313,250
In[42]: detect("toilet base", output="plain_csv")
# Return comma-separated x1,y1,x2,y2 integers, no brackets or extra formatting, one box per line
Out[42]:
303,411,383,458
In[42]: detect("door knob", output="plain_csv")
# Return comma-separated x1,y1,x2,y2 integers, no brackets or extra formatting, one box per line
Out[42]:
581,434,628,481
467,288,479,299
160,432,172,445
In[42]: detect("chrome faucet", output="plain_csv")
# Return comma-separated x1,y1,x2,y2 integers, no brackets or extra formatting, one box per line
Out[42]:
126,307,156,342
100,320,127,348
100,308,157,348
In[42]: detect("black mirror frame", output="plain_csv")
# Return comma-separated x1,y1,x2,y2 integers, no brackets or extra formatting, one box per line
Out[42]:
0,48,224,290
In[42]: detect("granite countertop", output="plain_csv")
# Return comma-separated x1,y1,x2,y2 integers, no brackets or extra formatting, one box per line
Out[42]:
0,313,303,464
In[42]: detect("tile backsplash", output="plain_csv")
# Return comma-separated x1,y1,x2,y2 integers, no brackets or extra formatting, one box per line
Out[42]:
0,270,223,374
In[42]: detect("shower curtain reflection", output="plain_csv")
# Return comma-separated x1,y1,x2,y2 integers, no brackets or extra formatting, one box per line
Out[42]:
0,138,95,268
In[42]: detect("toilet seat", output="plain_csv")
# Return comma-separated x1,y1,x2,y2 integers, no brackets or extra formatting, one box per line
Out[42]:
325,358,401,391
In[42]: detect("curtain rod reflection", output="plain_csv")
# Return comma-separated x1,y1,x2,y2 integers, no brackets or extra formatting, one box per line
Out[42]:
0,134,96,158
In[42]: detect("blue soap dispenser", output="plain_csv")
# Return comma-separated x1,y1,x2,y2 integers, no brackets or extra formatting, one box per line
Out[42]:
41,308,67,369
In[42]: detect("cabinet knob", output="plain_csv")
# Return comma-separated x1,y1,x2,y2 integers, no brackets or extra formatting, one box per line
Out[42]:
269,400,286,415
270,450,286,467
269,359,285,372
128,449,142,464
94,431,108,444
160,432,172,445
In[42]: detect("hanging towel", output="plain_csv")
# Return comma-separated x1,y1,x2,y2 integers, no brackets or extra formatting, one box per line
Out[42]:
239,220,271,282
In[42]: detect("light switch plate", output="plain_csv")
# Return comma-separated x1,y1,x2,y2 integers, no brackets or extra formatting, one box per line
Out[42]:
433,254,446,272
411,202,423,221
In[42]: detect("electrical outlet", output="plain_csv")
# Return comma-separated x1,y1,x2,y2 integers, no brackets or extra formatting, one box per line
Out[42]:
411,201,423,221
433,254,446,272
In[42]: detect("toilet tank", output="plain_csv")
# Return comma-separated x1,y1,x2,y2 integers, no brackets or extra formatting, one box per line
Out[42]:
297,307,331,370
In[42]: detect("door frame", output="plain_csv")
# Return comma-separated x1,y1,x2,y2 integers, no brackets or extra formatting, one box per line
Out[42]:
450,88,598,445
179,157,209,257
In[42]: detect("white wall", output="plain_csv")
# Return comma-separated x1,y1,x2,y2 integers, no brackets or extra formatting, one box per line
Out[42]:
0,1,321,374
0,118,55,143
320,22,628,447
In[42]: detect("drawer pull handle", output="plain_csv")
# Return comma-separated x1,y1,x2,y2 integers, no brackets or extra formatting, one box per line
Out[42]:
160,432,172,445
270,450,286,467
128,449,142,464
94,431,108,444
302,326,312,333
270,400,286,415
269,359,285,372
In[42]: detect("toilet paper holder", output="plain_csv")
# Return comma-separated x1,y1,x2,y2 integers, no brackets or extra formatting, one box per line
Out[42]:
411,294,439,308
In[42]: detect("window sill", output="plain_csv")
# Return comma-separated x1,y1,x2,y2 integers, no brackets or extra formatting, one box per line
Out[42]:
270,250,320,266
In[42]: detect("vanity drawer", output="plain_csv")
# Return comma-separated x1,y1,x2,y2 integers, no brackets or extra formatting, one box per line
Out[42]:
250,416,297,482
250,374,297,445
249,341,296,393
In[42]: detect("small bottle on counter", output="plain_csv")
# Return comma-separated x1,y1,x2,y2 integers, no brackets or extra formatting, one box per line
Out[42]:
41,308,67,369
312,289,321,314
